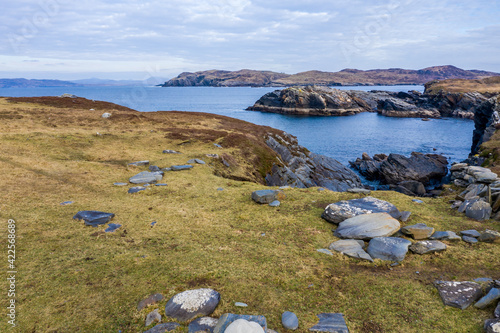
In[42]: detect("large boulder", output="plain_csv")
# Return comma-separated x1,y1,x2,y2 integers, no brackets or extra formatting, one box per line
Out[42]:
366,237,412,262
334,213,400,240
164,288,220,322
465,200,492,220
322,197,401,224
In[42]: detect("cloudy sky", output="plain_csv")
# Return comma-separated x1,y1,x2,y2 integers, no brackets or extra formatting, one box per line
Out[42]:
1,0,499,80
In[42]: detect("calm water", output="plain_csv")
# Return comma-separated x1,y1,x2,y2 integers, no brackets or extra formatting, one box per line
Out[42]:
0,85,474,165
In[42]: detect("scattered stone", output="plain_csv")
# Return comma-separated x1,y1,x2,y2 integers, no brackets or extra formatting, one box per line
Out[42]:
206,154,219,158
128,160,149,166
329,239,373,262
163,150,181,154
479,230,500,243
366,237,412,262
429,231,461,241
334,213,400,240
149,165,161,172
128,186,147,194
484,319,500,333
468,166,498,183
409,240,447,254
475,288,500,309
225,319,265,333
73,211,115,227
434,281,483,309
465,200,492,220
188,159,206,164
60,93,77,98
346,188,371,194
460,229,481,238
495,302,500,318
144,322,180,333
138,293,165,311
171,165,194,171
252,190,281,204
462,236,479,244
322,197,401,224
213,143,222,148
400,211,412,222
101,112,111,118
60,201,74,206
309,313,349,333
412,199,424,204
129,171,163,184
188,317,219,333
401,223,435,240
162,168,172,172
146,309,161,327
282,311,299,330
214,314,267,333
269,200,280,207
164,288,220,322
155,183,168,186
105,223,122,232
151,221,157,227
317,249,333,256
114,182,128,186
217,187,224,191
235,302,248,307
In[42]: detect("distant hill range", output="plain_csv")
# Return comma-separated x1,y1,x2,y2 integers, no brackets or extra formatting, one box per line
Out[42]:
0,77,168,88
161,65,500,87
0,78,79,88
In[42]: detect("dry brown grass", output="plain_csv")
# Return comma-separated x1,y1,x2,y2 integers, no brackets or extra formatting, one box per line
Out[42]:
424,76,500,95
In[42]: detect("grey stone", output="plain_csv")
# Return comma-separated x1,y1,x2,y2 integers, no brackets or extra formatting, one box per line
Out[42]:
213,313,267,333
235,302,248,307
206,154,219,158
485,319,500,333
458,198,479,213
60,201,74,206
400,211,412,222
401,223,434,240
144,323,180,333
282,311,299,330
149,165,161,172
252,190,280,204
366,237,412,262
114,182,128,186
450,201,462,209
465,200,492,220
467,166,498,183
434,280,483,309
462,236,479,244
269,200,280,207
217,187,224,191
164,288,220,322
475,288,500,309
460,229,481,238
322,197,401,224
155,183,168,186
346,188,371,194
163,149,181,154
412,199,424,204
409,240,447,254
171,165,194,171
105,223,121,232
429,231,461,241
450,163,468,171
309,313,349,333
317,249,333,256
73,210,115,227
128,160,149,166
146,309,161,327
129,171,163,184
213,143,222,148
461,183,487,200
479,229,500,243
138,293,164,311
188,159,206,164
495,302,500,318
334,213,400,240
128,186,146,194
188,317,219,333
328,239,372,262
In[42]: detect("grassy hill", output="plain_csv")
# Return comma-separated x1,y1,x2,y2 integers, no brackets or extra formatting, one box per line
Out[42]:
425,76,500,95
0,97,498,332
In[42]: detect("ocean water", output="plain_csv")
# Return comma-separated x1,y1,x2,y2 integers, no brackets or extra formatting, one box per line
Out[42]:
0,85,474,165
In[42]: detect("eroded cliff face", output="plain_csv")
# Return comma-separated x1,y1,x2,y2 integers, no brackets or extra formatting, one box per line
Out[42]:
471,96,500,155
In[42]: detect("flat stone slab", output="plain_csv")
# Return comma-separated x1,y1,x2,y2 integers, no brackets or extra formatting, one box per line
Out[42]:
114,182,128,186
475,288,500,309
329,239,372,262
334,213,400,240
138,293,164,311
105,223,122,233
60,201,74,206
188,159,206,164
164,288,220,322
401,223,434,240
252,190,280,204
235,302,248,307
73,210,114,227
128,160,149,166
128,186,146,194
366,237,412,262
460,229,481,238
155,183,168,186
144,323,180,333
282,311,299,330
214,314,267,333
163,149,181,154
171,165,194,171
309,313,349,333
129,171,163,184
409,240,447,255
434,280,483,309
322,196,401,224
317,249,333,256
479,229,500,243
429,231,461,241
188,317,219,333
468,166,498,183
346,188,371,194
462,236,479,244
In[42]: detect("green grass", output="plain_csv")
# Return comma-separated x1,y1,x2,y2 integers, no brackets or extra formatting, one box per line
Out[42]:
0,98,498,332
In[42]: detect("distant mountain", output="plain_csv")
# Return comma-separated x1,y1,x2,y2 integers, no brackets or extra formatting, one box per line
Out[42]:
70,77,168,86
0,78,80,88
161,65,500,87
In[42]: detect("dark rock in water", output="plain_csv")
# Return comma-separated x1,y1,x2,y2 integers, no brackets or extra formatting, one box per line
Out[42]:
188,317,219,333
434,280,483,309
322,196,401,224
409,240,447,254
334,213,400,240
138,293,164,311
128,186,146,194
73,211,115,227
252,190,280,204
105,223,122,232
213,313,267,333
474,288,500,309
164,288,220,322
366,237,412,262
128,160,149,166
144,322,181,333
309,313,349,333
282,311,299,330
171,165,194,171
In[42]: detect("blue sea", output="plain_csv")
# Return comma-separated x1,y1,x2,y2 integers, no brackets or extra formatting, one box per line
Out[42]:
0,85,474,165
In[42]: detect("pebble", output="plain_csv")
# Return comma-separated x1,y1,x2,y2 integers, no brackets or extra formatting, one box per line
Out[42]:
114,182,128,186
316,249,333,256
145,309,161,326
163,150,181,154
137,293,165,311
105,223,122,233
269,200,280,207
128,186,147,194
234,302,248,307
155,183,168,186
60,201,74,206
213,143,222,148
282,311,299,330
412,199,424,204
128,160,149,166
217,187,224,191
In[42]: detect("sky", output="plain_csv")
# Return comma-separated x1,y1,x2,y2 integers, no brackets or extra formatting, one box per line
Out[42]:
0,0,499,80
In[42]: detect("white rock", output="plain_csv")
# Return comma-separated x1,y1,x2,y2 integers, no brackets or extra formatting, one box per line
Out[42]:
225,319,265,333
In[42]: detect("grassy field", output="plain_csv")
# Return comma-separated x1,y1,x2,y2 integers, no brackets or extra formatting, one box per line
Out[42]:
0,97,498,332
424,76,500,95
